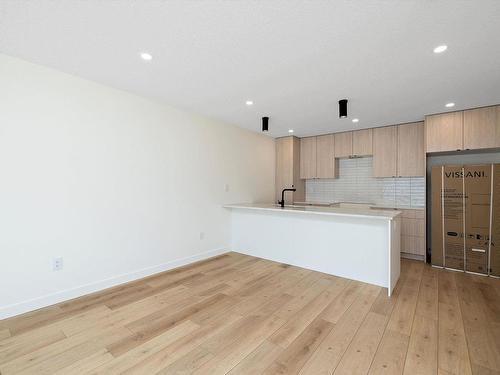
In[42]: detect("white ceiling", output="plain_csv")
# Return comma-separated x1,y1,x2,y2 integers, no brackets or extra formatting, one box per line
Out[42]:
1,1,500,138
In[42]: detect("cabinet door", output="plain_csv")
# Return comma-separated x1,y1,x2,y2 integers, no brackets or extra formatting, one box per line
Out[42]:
373,126,398,177
425,111,463,152
397,122,425,177
316,134,337,178
352,129,373,156
276,137,294,201
276,136,305,203
300,136,317,179
463,105,500,150
334,131,353,158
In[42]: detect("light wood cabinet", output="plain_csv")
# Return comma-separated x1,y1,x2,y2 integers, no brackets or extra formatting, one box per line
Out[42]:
316,134,338,178
397,122,425,177
334,132,353,158
400,209,426,259
299,136,317,179
373,125,398,177
463,105,500,150
276,136,305,204
352,129,373,156
425,111,464,152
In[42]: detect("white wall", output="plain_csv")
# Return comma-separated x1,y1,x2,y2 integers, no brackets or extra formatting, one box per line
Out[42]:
0,54,275,319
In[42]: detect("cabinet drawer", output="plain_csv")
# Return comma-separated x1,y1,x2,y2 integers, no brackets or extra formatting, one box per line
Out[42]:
401,235,426,255
414,210,425,219
401,210,416,219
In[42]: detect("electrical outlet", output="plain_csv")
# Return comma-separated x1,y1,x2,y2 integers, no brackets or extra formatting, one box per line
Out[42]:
199,232,205,240
224,184,229,192
53,257,63,271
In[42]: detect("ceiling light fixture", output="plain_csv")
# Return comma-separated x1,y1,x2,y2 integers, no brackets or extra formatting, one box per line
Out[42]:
262,117,269,132
352,118,359,123
433,45,448,54
445,102,455,108
140,52,153,61
288,129,294,133
339,99,348,118
245,100,254,106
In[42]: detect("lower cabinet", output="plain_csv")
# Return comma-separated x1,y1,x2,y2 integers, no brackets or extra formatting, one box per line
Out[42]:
400,209,426,260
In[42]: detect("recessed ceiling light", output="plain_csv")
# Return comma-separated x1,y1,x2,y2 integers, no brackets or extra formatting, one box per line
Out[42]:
445,102,455,108
140,52,152,61
245,100,254,106
352,118,359,123
288,129,294,133
433,45,448,54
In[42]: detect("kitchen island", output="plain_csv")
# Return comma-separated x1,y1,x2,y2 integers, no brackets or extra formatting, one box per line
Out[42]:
224,203,401,296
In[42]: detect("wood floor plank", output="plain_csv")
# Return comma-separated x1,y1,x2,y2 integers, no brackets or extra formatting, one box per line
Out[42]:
110,293,228,356
386,283,420,336
368,329,409,375
415,266,438,320
0,328,67,365
297,284,381,375
0,326,130,375
52,349,114,375
455,272,500,372
319,280,361,323
333,311,388,375
403,314,438,375
120,313,243,374
1,255,498,375
438,302,472,375
86,320,200,375
0,329,10,341
263,317,334,375
226,341,283,375
191,314,286,374
269,278,349,348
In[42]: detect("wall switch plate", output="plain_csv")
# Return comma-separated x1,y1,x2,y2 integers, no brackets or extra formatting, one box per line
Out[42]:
199,232,205,240
53,257,63,271
224,184,229,192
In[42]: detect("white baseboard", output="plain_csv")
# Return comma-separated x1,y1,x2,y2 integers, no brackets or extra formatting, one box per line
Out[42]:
0,247,228,320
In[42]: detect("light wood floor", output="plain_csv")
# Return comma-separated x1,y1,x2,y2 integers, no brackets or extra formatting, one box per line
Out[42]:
1,253,500,375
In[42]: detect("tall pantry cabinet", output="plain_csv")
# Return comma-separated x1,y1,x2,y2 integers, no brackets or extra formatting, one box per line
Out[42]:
275,136,305,204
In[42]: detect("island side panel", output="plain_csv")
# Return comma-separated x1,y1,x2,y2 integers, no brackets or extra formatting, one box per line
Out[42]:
229,209,390,288
389,216,401,296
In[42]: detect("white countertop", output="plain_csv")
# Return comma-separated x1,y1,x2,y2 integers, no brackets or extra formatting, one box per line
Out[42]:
293,201,425,210
224,203,401,220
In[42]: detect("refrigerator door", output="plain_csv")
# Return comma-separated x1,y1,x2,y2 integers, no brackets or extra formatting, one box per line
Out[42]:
464,165,491,275
431,166,444,267
490,164,500,277
442,165,466,271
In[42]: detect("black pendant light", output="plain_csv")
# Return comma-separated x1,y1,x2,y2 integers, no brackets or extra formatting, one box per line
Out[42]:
339,99,348,118
262,116,269,132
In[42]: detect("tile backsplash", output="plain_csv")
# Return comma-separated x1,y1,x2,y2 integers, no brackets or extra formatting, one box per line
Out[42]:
305,157,425,208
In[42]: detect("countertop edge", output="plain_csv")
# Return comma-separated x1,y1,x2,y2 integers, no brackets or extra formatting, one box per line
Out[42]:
224,204,401,220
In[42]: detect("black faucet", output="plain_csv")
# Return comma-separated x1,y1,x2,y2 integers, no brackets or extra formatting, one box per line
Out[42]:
278,188,296,208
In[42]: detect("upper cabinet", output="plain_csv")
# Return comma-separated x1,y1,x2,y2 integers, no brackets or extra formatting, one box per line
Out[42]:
397,122,425,177
352,129,373,156
463,105,500,150
334,129,373,158
299,136,317,179
334,132,353,158
300,135,338,179
276,136,305,203
425,106,500,153
374,123,425,178
373,125,398,177
316,134,338,178
425,111,464,152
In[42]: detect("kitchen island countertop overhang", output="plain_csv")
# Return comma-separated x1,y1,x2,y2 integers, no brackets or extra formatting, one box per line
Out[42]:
224,203,402,296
